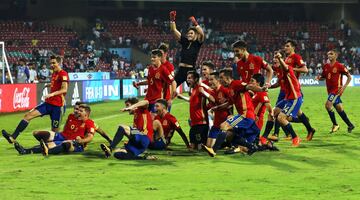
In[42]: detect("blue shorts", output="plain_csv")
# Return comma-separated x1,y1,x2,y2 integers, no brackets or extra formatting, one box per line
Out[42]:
328,93,342,106
226,115,256,130
167,105,172,112
275,90,286,109
53,133,83,152
35,102,64,129
282,96,303,118
148,137,167,150
233,124,260,144
208,127,221,139
148,103,156,113
125,131,150,156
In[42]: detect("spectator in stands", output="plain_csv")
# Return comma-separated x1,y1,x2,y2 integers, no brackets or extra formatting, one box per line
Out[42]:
28,63,38,83
16,59,29,83
39,64,50,82
135,61,143,71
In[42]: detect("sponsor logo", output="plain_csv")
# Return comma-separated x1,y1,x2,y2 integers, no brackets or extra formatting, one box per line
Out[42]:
299,79,319,85
13,87,31,109
71,82,81,106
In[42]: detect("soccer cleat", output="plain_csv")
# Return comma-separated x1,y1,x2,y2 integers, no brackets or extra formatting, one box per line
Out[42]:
40,139,48,156
246,144,258,156
284,135,292,141
224,146,246,154
306,128,316,141
347,125,355,133
144,154,158,160
100,143,112,158
292,137,301,147
201,144,216,157
259,136,268,145
2,130,15,144
329,125,340,134
14,142,30,155
268,134,279,142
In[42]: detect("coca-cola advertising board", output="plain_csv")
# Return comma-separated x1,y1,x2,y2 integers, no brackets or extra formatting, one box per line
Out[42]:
0,84,37,113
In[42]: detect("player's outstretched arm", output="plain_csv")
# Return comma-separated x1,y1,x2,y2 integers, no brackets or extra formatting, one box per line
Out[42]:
293,65,309,74
76,133,94,145
169,11,181,41
274,52,289,71
198,87,215,103
189,16,205,43
264,63,273,87
96,127,112,144
122,100,149,112
177,94,190,102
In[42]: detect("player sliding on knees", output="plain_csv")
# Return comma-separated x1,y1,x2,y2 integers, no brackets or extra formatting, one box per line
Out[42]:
2,55,69,144
100,98,157,160
13,104,95,156
148,99,191,150
202,69,268,157
316,49,355,133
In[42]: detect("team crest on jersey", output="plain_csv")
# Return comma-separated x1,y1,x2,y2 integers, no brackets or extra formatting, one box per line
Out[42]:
332,68,337,73
286,58,292,63
163,120,168,126
155,72,160,79
249,63,254,69
229,89,234,96
218,92,223,99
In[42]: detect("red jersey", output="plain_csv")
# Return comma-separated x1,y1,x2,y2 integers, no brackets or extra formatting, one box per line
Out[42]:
133,107,154,142
252,91,270,129
61,114,96,140
189,84,208,126
282,58,302,100
286,53,305,79
273,65,286,92
46,69,69,106
227,80,255,120
146,65,174,103
162,61,175,101
237,54,268,83
210,85,231,128
155,112,180,141
322,61,349,95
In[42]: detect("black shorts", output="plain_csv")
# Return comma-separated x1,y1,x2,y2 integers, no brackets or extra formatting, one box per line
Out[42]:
189,124,209,145
175,67,194,87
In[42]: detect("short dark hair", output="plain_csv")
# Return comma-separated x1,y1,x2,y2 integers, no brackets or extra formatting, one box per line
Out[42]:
158,43,169,53
329,49,339,54
187,70,200,82
219,68,233,78
209,71,220,79
252,73,265,87
285,39,297,48
151,49,163,57
125,98,139,105
79,104,91,114
202,60,215,71
50,55,62,64
232,40,247,49
156,99,168,108
75,101,86,106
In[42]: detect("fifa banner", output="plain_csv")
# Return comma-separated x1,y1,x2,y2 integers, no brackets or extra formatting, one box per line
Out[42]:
351,75,360,87
36,82,83,107
0,84,37,113
83,80,120,103
68,72,110,81
270,76,326,87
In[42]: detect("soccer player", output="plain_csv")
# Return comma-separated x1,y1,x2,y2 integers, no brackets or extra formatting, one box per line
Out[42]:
273,51,303,146
232,40,273,85
148,99,190,150
133,49,176,114
202,68,267,156
100,98,155,160
169,11,205,87
158,43,175,111
283,40,316,141
178,71,214,150
2,55,69,144
204,71,231,148
13,104,96,156
316,49,355,133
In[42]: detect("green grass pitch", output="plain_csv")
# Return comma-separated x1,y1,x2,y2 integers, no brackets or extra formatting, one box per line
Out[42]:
0,87,359,199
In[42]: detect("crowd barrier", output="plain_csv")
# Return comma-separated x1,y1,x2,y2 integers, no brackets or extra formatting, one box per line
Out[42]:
0,75,359,113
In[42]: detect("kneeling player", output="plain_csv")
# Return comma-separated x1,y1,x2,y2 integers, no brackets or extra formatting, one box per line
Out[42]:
148,99,190,150
14,104,96,156
100,98,155,160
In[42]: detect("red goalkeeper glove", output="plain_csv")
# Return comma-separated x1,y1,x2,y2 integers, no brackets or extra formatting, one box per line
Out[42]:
189,16,198,26
170,11,176,22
